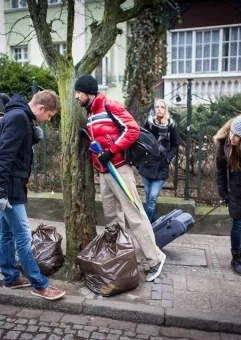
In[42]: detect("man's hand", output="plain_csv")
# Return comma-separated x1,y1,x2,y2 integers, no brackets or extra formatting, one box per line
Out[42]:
0,198,12,211
98,150,114,167
221,197,229,207
32,126,43,145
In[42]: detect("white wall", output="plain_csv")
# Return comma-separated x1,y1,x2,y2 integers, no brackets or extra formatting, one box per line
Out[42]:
0,1,6,53
3,1,85,66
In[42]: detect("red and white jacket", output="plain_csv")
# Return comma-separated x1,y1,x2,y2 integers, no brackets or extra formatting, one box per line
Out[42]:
86,93,140,173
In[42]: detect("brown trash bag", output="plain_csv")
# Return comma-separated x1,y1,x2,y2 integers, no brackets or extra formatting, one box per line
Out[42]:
77,223,139,296
31,224,65,276
16,224,65,276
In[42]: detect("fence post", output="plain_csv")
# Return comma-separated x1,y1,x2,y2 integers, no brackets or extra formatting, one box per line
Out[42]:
42,122,47,186
184,78,193,200
174,113,181,196
32,77,38,192
197,125,204,199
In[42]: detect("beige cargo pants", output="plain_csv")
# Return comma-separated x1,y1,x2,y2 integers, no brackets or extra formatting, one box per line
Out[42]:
99,164,165,268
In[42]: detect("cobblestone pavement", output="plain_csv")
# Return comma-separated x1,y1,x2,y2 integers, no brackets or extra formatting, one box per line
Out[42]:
0,304,240,340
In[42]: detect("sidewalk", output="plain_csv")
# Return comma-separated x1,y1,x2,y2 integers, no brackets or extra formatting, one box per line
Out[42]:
1,217,241,335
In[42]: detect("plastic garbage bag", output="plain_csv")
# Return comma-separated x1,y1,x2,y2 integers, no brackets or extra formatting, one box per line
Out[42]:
77,223,139,296
16,223,64,276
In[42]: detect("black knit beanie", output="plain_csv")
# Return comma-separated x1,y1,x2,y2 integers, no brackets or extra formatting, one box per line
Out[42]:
75,74,98,95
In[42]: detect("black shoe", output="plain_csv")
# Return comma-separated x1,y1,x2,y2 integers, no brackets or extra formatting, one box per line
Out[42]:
231,259,241,275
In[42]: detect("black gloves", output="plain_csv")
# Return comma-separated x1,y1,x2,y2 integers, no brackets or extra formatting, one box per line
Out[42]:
99,150,114,167
32,126,43,145
221,197,229,207
79,128,91,141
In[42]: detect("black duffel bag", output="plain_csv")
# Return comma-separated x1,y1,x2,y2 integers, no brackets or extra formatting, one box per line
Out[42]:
104,102,160,166
124,126,160,166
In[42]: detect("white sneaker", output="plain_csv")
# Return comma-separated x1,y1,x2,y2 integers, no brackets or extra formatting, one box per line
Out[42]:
146,254,166,282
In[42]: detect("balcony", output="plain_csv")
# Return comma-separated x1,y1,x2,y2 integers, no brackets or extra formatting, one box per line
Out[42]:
163,73,241,106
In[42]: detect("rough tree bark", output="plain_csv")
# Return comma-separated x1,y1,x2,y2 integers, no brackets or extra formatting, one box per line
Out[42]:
123,1,177,118
26,0,154,279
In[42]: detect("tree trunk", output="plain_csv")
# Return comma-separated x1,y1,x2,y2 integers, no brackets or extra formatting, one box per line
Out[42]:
123,5,167,114
58,63,96,279
25,0,158,280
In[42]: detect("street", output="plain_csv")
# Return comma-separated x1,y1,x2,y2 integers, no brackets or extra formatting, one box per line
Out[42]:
0,304,240,340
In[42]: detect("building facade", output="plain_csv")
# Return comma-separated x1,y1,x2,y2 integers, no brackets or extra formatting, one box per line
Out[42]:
2,0,85,66
85,0,241,106
1,1,240,106
163,0,241,106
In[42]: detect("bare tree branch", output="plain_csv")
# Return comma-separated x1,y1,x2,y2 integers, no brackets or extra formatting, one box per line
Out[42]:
27,0,60,74
75,0,154,74
4,15,31,45
117,0,154,22
11,30,36,47
66,0,75,58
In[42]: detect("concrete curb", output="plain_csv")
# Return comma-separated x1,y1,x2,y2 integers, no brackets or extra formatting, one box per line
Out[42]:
165,307,241,334
26,193,232,236
0,289,241,334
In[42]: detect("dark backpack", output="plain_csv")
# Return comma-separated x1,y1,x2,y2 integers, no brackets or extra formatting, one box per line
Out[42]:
104,102,160,166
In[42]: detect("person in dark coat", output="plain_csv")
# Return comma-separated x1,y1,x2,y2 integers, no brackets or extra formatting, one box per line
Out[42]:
214,115,241,275
0,93,10,117
138,99,179,223
0,90,65,300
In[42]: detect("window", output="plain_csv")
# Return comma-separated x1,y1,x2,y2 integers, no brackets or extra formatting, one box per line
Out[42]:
170,26,241,74
94,57,108,86
11,0,65,8
171,31,192,74
222,27,241,72
48,0,66,4
127,20,135,37
11,0,27,8
195,30,219,72
55,43,67,56
12,46,28,63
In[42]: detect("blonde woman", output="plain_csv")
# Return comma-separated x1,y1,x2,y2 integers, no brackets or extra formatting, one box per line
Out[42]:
215,115,241,275
138,99,179,223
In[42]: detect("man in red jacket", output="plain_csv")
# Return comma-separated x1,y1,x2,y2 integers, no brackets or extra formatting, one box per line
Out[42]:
75,74,166,282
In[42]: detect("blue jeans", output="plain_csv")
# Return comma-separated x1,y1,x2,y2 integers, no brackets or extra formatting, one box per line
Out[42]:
0,204,48,289
142,177,165,223
231,219,241,253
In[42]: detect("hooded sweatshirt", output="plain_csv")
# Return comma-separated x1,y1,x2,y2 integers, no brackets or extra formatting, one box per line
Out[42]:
0,94,36,204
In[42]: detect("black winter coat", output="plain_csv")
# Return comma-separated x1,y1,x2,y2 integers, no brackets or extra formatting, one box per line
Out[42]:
216,137,241,220
138,117,179,180
0,94,36,204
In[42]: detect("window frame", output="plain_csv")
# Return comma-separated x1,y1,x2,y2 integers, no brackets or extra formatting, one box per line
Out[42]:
168,24,241,76
93,56,108,87
11,0,27,9
10,0,65,8
55,42,67,56
48,0,66,4
12,45,28,63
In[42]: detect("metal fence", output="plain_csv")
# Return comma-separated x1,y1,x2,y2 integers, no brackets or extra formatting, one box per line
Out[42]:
19,78,233,202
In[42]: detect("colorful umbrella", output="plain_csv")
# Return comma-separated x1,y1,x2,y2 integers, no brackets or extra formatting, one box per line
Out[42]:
89,140,140,211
